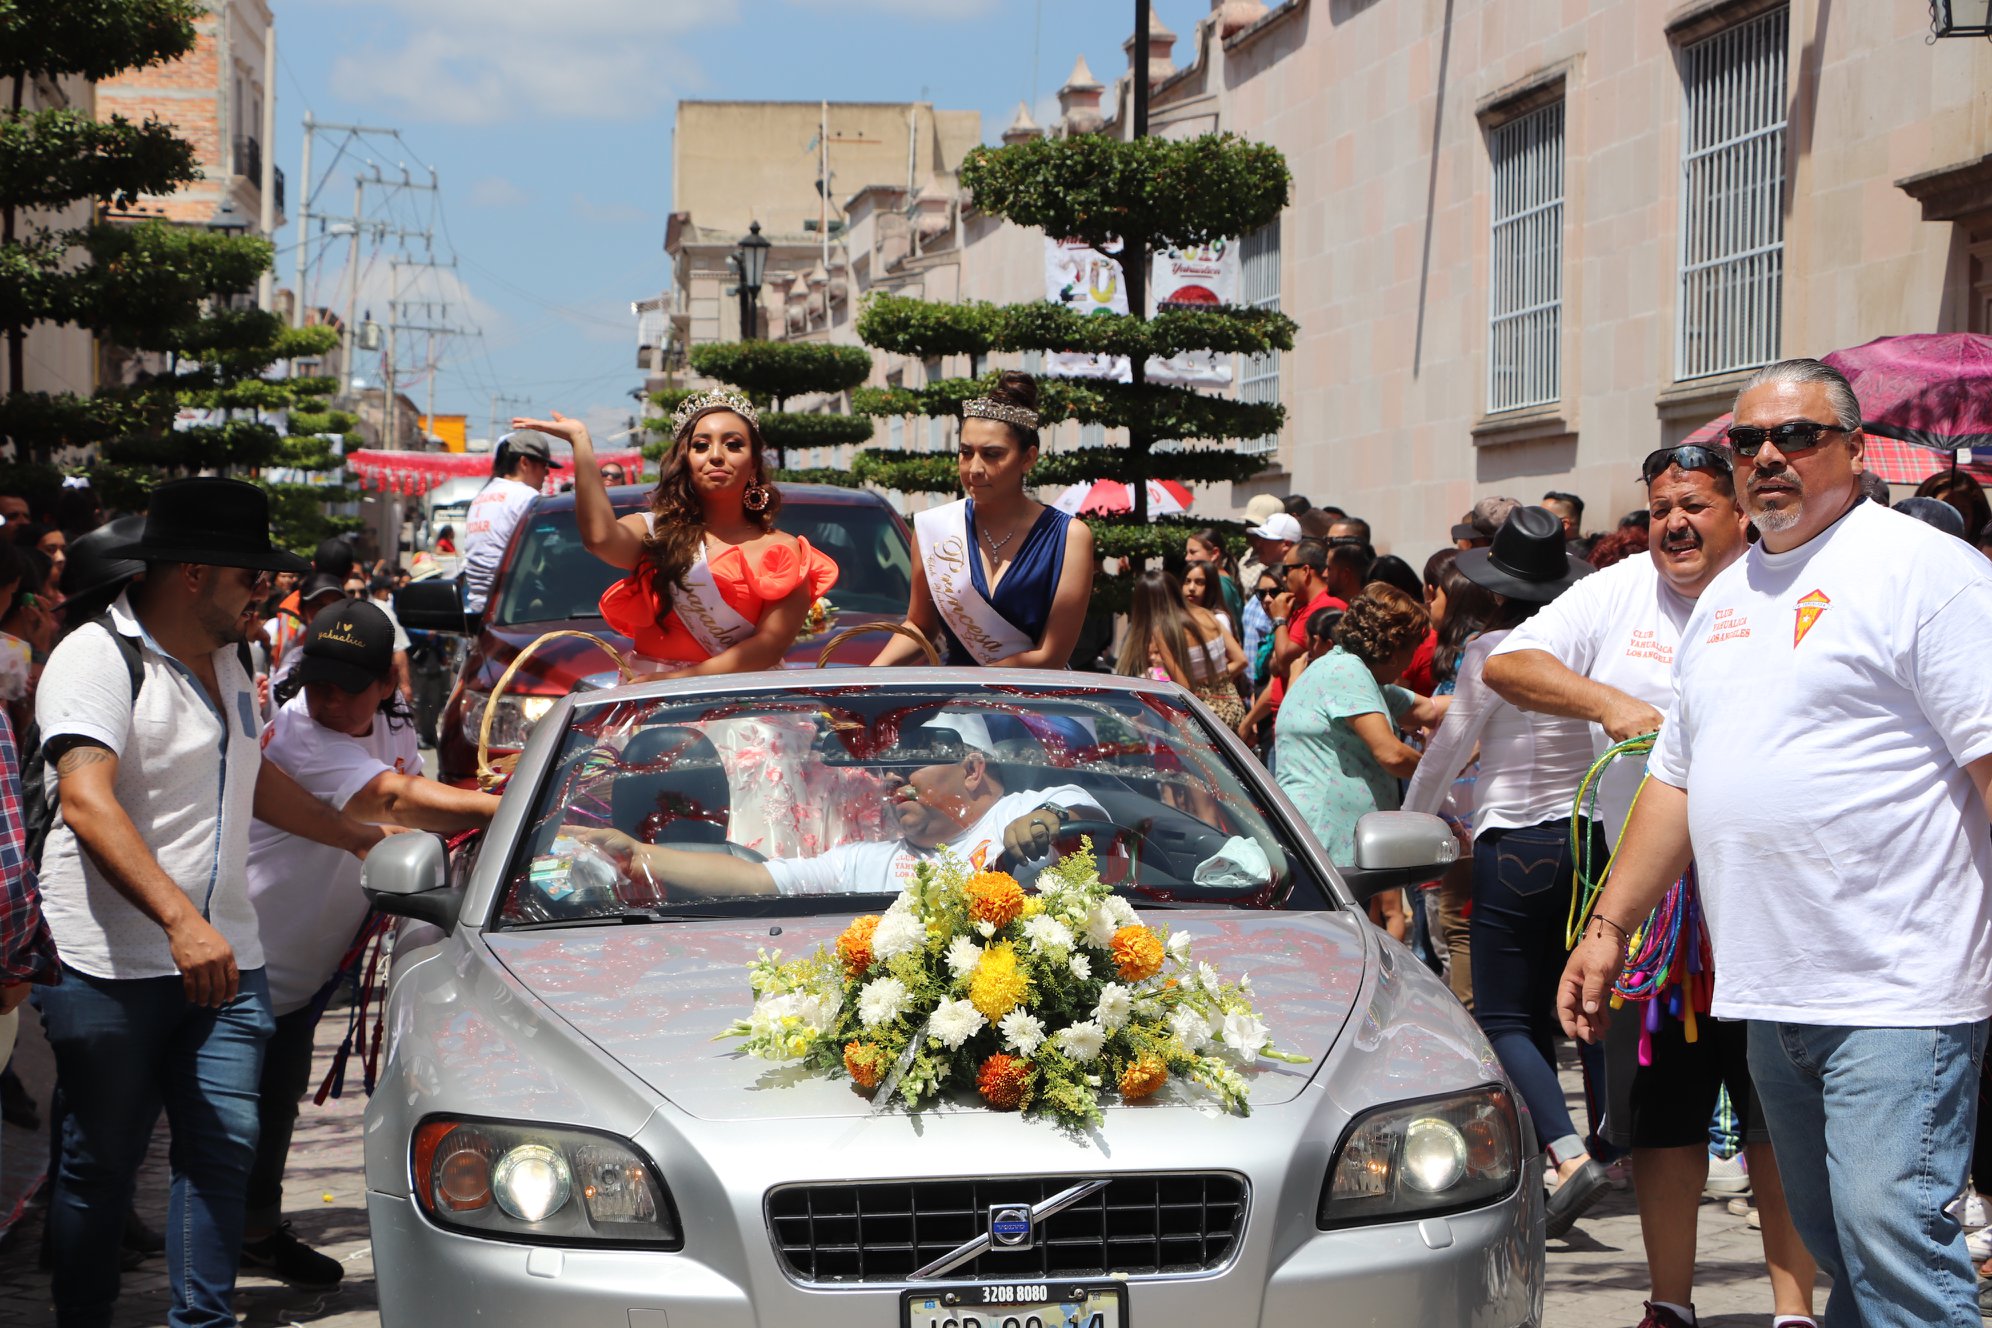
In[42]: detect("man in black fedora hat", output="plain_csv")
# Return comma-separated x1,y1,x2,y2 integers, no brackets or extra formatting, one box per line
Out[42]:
32,477,388,1328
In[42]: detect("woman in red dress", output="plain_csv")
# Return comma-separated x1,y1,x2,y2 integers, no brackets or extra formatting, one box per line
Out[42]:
513,393,836,679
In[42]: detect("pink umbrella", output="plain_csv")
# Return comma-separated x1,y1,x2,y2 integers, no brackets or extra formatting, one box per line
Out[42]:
1051,479,1193,517
1824,333,1992,451
1676,413,1992,485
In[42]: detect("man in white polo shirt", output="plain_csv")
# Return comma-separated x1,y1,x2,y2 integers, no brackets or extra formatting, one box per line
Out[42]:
34,479,385,1328
1560,359,1992,1328
1487,450,1814,1328
460,430,562,614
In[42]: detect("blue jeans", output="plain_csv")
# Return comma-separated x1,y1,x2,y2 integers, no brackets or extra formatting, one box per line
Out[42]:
37,966,274,1328
1749,1020,1987,1328
1471,818,1591,1164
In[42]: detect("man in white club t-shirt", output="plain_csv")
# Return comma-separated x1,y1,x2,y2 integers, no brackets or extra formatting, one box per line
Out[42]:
578,749,1105,899
1487,452,1814,1328
1560,360,1992,1328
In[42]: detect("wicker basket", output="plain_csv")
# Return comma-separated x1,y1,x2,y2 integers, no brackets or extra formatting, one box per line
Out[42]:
814,622,941,668
478,630,637,789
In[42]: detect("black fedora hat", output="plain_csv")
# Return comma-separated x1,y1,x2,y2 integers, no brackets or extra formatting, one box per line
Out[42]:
1455,505,1593,602
107,478,309,574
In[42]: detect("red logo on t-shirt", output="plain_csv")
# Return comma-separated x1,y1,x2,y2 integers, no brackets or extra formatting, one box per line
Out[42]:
1794,589,1831,647
1705,607,1751,644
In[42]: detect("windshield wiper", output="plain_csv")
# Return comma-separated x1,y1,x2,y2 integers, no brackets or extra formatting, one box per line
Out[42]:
504,908,734,930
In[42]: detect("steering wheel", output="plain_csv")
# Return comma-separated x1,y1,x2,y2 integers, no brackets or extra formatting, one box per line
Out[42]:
991,817,1135,887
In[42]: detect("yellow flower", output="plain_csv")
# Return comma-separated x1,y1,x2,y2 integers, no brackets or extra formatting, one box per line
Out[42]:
837,915,879,975
1110,925,1165,982
969,942,1030,1020
978,1053,1032,1110
1119,1055,1168,1101
1021,896,1046,919
844,1041,888,1091
965,871,1025,929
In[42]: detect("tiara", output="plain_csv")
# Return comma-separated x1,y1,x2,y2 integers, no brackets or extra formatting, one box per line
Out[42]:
963,397,1038,430
671,389,761,435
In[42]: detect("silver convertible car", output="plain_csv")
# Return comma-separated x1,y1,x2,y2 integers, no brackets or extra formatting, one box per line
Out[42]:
360,670,1544,1327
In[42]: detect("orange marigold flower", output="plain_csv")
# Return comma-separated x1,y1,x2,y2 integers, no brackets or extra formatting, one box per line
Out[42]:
836,915,880,975
844,1041,887,1091
964,871,1025,930
1110,925,1165,981
977,1053,1032,1110
1119,1054,1168,1101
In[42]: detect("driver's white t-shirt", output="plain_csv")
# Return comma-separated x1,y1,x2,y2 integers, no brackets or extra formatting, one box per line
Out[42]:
764,785,1095,897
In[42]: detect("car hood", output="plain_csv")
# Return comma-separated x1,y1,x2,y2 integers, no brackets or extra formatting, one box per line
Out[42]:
483,909,1370,1121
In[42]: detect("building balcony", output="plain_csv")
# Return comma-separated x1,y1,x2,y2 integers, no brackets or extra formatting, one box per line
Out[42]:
234,136,262,186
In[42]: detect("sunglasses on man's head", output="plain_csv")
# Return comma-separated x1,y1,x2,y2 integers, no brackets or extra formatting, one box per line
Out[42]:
1724,421,1851,458
1641,444,1735,485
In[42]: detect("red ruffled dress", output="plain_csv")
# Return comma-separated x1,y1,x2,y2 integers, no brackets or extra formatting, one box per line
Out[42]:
599,538,839,665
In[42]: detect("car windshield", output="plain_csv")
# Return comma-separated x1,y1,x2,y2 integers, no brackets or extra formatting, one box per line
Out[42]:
493,496,912,626
494,683,1333,926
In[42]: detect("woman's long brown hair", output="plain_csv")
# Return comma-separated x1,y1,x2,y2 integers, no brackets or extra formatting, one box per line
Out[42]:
1115,568,1201,680
641,407,782,615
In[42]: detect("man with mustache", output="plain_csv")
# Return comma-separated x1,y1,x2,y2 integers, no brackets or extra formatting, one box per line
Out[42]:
1485,448,1814,1328
577,747,1106,898
1557,358,1992,1328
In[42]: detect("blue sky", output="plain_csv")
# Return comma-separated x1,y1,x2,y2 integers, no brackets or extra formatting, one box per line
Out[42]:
271,0,1212,445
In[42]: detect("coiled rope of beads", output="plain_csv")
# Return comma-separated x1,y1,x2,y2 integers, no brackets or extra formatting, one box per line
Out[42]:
1565,733,1713,1053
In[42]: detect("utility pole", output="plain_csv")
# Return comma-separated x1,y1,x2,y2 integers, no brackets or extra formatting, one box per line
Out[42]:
384,259,400,451
257,20,278,311
488,392,530,448
1128,0,1151,524
342,175,363,381
383,256,471,450
293,112,313,325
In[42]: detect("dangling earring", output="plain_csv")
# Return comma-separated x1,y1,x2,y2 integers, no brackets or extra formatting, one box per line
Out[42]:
743,483,772,514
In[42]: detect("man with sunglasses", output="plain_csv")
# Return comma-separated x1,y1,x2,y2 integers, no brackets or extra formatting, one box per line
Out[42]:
1559,358,1992,1328
1485,440,1814,1328
1237,539,1345,747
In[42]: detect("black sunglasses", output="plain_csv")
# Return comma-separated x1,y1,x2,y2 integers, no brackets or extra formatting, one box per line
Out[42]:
1279,562,1305,573
1724,421,1851,458
1641,444,1735,484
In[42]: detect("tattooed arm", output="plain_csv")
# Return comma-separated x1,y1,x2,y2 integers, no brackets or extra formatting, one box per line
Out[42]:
53,739,240,1007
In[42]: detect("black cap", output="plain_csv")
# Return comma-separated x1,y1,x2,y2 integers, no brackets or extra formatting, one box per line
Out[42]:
311,536,356,578
503,431,566,468
295,600,395,693
296,570,348,606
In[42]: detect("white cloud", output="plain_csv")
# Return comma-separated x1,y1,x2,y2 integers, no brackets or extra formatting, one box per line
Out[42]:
469,175,531,208
571,193,649,225
785,0,997,13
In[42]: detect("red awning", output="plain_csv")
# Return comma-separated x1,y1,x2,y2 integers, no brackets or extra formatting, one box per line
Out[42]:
345,448,647,496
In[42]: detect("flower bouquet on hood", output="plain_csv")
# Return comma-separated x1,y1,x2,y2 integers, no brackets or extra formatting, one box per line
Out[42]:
720,842,1307,1129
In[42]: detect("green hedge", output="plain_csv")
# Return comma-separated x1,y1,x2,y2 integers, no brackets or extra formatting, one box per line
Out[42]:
686,340,872,399
851,445,1265,495
857,293,1296,361
851,373,1281,444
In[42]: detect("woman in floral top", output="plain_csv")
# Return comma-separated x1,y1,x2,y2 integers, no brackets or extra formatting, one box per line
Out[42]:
1272,585,1442,865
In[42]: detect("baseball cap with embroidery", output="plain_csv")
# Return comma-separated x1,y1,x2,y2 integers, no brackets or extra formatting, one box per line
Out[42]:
1247,511,1304,543
295,600,395,693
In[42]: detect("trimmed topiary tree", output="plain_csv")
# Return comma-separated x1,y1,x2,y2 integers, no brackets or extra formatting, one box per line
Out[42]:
643,340,874,477
850,130,1293,564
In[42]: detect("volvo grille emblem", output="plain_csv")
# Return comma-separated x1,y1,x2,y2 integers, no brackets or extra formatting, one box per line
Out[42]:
988,1204,1034,1248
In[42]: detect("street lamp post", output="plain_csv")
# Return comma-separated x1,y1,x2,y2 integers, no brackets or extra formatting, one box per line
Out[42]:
735,220,771,340
1931,0,1992,35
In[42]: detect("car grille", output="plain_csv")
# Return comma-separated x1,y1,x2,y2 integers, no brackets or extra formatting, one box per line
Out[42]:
766,1173,1247,1284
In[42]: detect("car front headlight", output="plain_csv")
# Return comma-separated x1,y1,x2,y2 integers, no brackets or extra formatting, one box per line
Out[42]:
412,1116,680,1247
461,690,557,751
1318,1085,1522,1229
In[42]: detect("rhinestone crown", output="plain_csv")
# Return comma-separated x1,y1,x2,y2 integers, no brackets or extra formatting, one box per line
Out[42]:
671,389,761,435
962,397,1039,430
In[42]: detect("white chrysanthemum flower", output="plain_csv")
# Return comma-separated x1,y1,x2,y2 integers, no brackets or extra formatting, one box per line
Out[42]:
1170,1007,1212,1053
1068,953,1093,980
999,1009,1046,1056
1021,913,1074,954
1197,961,1223,993
1055,1020,1106,1062
857,976,911,1028
1236,971,1254,998
929,998,986,1050
872,908,926,962
976,920,997,939
1104,895,1140,930
1167,930,1194,964
945,935,983,979
1082,904,1119,949
1220,1011,1270,1061
1092,983,1134,1031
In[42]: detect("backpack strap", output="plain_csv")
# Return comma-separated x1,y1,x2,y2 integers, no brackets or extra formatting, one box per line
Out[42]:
22,615,143,871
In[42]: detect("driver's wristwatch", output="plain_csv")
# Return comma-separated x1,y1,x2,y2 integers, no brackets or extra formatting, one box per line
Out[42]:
1036,803,1072,826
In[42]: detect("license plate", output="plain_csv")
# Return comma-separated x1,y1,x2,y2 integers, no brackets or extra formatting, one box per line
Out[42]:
901,1283,1125,1328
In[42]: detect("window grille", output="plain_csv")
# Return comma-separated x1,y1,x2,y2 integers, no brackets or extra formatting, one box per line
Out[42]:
1677,7,1789,381
1487,100,1564,413
1238,221,1282,456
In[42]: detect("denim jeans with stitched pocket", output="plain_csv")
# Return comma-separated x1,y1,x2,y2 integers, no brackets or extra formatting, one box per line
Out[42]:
38,965,274,1328
1748,1019,1987,1328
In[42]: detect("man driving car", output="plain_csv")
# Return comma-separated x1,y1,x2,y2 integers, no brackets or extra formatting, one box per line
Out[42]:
576,749,1105,899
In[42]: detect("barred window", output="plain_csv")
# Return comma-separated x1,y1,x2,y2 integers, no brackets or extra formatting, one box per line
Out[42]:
1677,6,1789,381
1487,100,1564,413
1237,221,1282,457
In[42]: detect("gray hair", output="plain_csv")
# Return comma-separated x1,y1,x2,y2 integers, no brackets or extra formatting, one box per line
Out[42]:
1733,358,1862,432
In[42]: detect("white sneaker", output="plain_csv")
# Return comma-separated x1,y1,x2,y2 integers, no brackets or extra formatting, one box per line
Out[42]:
1965,1191,1990,1231
1967,1225,1992,1262
1704,1151,1750,1196
1727,1196,1754,1218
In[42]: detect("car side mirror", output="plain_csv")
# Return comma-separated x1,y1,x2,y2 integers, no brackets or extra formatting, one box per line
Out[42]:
396,578,479,635
1337,811,1460,903
362,832,460,933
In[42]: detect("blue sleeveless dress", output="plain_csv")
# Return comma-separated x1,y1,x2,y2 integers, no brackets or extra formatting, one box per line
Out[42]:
937,501,1073,667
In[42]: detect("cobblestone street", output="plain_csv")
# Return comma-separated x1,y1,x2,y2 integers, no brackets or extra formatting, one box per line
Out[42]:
0,1011,1793,1327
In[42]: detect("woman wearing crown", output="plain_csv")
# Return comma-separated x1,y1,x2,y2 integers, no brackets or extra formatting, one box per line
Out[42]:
872,370,1095,670
513,398,873,857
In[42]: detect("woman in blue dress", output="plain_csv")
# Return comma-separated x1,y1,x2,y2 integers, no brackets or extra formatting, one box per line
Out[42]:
873,370,1095,669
